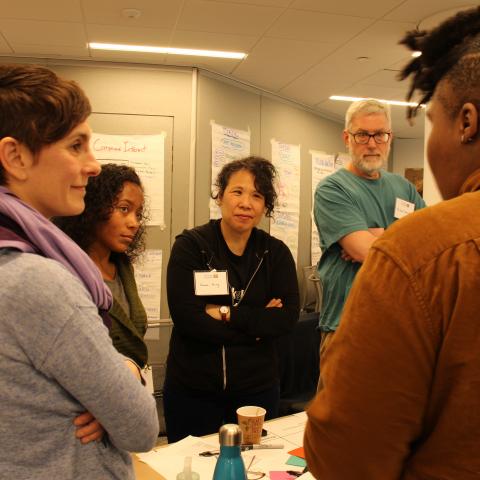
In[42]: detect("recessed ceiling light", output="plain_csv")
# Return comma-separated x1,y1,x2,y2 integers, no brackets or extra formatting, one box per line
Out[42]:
88,42,247,59
121,8,141,19
411,51,422,58
329,95,425,108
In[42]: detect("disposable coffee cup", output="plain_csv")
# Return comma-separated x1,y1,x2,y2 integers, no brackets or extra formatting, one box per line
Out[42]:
236,406,266,444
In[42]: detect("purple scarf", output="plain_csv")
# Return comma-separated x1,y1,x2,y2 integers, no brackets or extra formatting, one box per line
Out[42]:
0,186,112,313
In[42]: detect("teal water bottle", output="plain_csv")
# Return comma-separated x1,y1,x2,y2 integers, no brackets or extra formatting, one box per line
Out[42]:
212,424,247,480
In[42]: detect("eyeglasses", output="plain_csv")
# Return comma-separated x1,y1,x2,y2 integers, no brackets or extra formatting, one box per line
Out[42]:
348,131,391,144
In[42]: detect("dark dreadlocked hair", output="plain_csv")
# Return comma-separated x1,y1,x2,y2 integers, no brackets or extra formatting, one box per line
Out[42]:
399,6,480,120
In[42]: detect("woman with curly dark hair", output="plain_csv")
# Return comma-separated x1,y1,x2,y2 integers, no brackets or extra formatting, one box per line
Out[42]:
164,156,300,442
56,163,149,367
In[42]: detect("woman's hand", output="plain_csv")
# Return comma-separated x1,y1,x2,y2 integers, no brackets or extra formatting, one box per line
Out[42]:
74,411,105,444
266,298,283,308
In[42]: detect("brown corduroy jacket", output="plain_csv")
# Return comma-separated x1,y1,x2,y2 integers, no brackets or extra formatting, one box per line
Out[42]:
305,170,480,479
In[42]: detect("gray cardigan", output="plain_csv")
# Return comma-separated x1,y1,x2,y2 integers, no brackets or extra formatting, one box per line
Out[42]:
0,249,159,479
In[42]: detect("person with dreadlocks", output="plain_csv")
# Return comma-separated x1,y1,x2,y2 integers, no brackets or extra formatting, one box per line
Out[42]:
304,6,480,479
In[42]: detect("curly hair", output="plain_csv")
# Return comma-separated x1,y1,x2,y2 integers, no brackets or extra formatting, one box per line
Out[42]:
212,156,278,217
55,163,147,262
399,6,480,120
0,64,91,185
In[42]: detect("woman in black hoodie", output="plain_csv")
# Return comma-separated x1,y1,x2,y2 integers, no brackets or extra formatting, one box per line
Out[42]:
164,156,300,442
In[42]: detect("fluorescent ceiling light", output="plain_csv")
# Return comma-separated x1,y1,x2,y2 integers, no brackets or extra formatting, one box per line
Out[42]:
329,95,424,108
89,42,247,59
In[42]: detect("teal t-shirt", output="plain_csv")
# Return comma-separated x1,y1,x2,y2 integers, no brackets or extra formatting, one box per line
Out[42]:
314,168,426,331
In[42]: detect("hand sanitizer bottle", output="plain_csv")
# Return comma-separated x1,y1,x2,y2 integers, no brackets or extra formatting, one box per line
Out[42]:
212,424,247,480
176,456,200,480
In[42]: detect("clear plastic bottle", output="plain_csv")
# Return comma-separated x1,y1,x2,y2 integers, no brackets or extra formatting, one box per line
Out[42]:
177,456,200,480
212,424,247,480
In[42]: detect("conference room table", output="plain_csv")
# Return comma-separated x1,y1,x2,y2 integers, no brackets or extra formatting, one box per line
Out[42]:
133,411,308,480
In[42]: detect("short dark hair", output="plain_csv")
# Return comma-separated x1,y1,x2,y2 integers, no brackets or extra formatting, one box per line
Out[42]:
54,164,147,262
212,156,277,217
399,6,480,120
0,64,91,184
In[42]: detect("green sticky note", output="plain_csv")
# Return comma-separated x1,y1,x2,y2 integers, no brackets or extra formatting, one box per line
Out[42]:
286,456,307,467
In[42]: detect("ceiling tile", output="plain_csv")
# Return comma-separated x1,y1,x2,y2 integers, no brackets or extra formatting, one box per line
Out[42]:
202,0,291,5
290,0,405,19
163,55,242,75
232,37,337,91
11,43,89,58
329,20,416,66
0,0,82,22
359,68,403,88
170,30,258,52
384,0,476,23
86,24,172,45
265,9,373,43
279,63,354,106
339,84,409,101
177,0,283,35
81,0,183,29
0,19,86,47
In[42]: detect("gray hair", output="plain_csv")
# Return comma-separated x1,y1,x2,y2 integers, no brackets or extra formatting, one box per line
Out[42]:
345,99,392,130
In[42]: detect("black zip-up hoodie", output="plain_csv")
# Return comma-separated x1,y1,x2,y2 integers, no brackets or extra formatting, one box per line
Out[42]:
166,220,300,394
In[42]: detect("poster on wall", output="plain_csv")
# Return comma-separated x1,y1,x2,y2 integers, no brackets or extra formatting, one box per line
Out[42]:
334,152,350,170
270,139,301,264
91,132,166,227
134,249,162,323
310,150,336,266
404,167,424,197
210,121,251,219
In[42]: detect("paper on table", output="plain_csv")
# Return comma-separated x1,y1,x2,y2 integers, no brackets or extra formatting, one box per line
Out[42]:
136,436,218,479
296,472,314,480
242,449,302,478
264,411,307,446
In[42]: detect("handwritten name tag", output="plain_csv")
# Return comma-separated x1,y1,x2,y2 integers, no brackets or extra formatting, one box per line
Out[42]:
394,198,415,219
194,270,229,296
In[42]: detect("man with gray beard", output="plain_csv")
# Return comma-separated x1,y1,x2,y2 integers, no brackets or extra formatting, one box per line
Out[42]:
313,98,425,373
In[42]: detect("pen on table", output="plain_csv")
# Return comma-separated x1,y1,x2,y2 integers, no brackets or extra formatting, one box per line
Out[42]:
241,443,284,451
199,444,284,456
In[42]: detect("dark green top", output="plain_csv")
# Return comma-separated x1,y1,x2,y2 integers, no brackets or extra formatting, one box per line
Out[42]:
314,168,425,332
107,254,148,367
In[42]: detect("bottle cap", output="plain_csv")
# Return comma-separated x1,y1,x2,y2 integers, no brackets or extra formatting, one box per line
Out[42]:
218,423,243,446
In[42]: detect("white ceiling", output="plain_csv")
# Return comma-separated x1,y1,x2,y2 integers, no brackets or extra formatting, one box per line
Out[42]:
0,0,476,138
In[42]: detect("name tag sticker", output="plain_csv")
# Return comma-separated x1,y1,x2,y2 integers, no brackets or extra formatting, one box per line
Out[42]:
194,270,229,296
394,198,415,219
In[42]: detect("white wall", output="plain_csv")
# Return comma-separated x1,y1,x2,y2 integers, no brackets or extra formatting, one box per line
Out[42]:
392,138,425,176
422,115,443,206
392,120,442,206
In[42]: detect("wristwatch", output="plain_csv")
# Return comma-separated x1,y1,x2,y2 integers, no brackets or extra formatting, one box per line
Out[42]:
219,305,230,322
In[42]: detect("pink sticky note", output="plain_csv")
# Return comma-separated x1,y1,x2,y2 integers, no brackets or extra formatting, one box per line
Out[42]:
269,472,297,480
